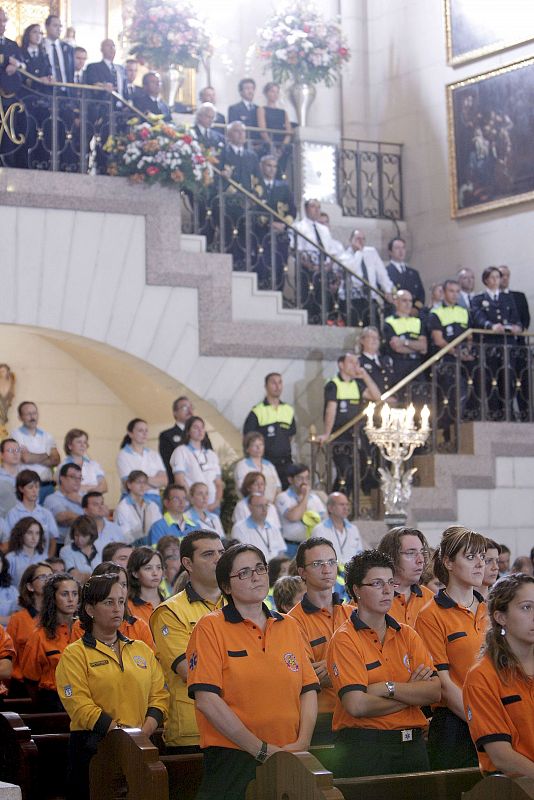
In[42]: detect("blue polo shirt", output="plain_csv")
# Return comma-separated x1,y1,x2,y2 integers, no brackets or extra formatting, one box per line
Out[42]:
147,512,198,546
44,491,83,544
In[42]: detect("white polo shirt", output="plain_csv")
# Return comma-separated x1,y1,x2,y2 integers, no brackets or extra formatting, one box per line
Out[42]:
170,444,221,506
275,488,326,544
310,517,363,566
60,456,105,489
11,426,57,482
116,445,166,484
230,516,287,561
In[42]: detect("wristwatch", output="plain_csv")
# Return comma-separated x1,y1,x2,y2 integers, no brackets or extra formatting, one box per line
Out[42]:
385,681,396,699
255,740,268,763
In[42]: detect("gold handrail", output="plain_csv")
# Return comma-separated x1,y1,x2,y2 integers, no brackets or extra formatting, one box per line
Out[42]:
321,327,532,444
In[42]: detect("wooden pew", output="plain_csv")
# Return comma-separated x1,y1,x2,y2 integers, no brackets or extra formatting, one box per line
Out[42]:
90,727,168,800
245,751,483,800
462,774,534,800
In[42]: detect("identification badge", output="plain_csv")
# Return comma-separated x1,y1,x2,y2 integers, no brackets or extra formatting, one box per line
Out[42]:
401,729,413,742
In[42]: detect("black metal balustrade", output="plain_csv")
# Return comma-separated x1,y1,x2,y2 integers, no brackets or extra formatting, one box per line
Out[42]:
310,330,533,519
339,138,404,220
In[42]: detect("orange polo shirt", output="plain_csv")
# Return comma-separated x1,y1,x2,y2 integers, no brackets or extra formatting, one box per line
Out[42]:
21,623,78,691
72,613,155,652
130,597,157,627
187,602,319,749
6,606,39,681
415,589,487,706
327,610,434,731
0,625,15,694
390,584,434,628
288,592,354,712
463,653,534,774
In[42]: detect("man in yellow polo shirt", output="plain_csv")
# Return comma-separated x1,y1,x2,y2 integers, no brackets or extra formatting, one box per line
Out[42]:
150,530,225,752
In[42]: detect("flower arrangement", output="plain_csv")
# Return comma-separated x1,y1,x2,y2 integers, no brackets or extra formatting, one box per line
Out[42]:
104,119,214,192
257,4,350,87
126,0,213,71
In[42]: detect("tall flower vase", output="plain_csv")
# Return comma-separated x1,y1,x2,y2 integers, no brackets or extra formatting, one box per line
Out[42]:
158,65,185,108
287,81,317,126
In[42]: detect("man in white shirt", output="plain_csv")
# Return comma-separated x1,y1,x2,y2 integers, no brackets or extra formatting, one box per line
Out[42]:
11,401,60,503
310,492,363,567
275,464,326,557
231,493,286,561
338,229,394,327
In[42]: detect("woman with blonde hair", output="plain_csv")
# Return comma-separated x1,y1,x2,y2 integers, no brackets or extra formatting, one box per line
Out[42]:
415,525,487,770
463,573,534,778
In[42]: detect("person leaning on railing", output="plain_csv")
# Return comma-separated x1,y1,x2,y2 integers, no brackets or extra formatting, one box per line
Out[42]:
463,573,534,779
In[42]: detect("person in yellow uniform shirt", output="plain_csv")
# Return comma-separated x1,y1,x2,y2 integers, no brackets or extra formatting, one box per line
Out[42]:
56,573,168,800
150,530,226,753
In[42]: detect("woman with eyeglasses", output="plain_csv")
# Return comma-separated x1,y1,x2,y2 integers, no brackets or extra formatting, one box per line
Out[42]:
463,573,534,779
170,416,223,513
187,543,319,800
378,526,434,628
56,573,168,800
415,525,487,770
326,549,439,778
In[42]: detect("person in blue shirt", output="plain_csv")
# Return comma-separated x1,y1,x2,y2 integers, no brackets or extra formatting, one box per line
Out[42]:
147,484,197,546
5,470,59,556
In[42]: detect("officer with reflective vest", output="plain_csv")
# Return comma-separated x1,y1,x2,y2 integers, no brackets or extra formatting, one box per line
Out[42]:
319,353,380,495
428,279,474,438
243,372,296,489
383,290,428,387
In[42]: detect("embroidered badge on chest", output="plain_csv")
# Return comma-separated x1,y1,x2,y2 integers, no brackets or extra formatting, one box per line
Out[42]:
283,652,299,672
133,655,147,669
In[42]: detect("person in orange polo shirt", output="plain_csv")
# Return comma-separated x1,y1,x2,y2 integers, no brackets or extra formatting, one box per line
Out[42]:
415,525,487,770
463,573,534,778
378,527,434,627
0,623,15,694
289,537,353,746
6,560,53,696
327,549,439,777
21,571,79,711
187,543,319,800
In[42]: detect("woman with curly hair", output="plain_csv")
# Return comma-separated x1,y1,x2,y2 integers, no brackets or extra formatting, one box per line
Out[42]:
464,573,534,778
21,571,79,710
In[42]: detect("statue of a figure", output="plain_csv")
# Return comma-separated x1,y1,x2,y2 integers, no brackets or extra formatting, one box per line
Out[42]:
0,364,16,438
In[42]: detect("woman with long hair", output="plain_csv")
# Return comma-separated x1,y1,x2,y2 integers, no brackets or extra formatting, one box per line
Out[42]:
463,573,534,778
21,571,79,710
60,428,108,495
6,516,46,588
117,418,167,506
170,416,223,512
6,470,58,555
56,573,168,800
6,561,53,696
127,547,164,626
415,525,487,770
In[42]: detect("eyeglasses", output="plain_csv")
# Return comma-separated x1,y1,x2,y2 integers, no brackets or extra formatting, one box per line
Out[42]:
31,574,50,583
360,579,396,589
229,564,268,581
399,549,430,560
3,447,20,454
304,559,338,570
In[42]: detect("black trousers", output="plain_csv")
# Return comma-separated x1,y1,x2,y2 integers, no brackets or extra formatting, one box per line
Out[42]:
427,707,478,770
333,726,429,778
195,746,258,800
66,730,103,800
269,457,293,490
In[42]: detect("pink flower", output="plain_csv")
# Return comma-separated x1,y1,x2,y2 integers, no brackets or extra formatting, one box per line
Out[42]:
146,165,159,176
139,127,150,140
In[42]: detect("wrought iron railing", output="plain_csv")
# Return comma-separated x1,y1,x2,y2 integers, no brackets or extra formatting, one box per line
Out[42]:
338,138,403,220
310,329,533,518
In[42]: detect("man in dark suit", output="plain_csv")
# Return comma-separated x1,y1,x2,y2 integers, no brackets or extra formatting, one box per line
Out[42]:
199,86,225,125
0,7,23,97
193,102,225,149
73,47,87,85
499,264,531,418
0,6,27,167
254,154,296,290
86,39,125,98
386,237,425,315
122,59,143,105
456,267,476,311
43,15,74,85
228,77,259,143
134,71,171,121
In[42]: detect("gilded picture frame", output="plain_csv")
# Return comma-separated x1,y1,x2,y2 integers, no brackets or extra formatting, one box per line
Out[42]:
444,0,534,67
447,57,534,218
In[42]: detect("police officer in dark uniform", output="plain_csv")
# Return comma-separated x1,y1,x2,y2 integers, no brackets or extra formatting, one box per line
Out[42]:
428,279,474,440
472,266,522,420
243,372,296,489
385,237,425,316
254,154,296,291
358,326,395,396
383,290,428,401
319,352,380,496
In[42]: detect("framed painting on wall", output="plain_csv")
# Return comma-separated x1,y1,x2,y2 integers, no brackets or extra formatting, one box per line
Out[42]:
447,56,534,218
445,0,534,66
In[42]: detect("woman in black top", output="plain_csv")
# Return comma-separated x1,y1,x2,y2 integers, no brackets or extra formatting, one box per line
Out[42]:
257,82,292,174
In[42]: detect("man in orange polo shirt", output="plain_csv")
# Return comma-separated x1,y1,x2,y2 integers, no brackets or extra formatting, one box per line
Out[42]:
289,537,353,746
327,550,440,777
378,526,434,627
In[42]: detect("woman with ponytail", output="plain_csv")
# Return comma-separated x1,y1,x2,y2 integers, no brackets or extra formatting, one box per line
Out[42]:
415,525,487,769
463,573,534,778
